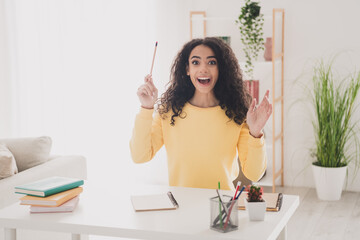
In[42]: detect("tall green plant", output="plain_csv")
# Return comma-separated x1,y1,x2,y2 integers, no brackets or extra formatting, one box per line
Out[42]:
236,0,264,80
312,59,360,169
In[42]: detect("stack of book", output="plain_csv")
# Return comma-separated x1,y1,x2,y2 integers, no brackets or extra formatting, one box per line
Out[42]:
14,176,84,213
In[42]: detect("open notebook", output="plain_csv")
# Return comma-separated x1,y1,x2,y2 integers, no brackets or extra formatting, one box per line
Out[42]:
131,191,179,212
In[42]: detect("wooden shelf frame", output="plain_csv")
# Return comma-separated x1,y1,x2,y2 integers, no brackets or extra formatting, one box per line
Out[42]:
190,11,206,39
271,8,285,193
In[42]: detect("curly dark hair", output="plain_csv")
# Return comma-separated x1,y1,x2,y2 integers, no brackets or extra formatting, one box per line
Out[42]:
158,37,250,126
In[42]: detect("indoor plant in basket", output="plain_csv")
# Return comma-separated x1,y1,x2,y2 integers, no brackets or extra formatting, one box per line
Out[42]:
244,184,266,221
236,0,265,102
311,59,360,201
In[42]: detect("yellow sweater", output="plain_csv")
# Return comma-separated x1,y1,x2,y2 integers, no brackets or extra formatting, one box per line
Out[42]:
130,102,267,190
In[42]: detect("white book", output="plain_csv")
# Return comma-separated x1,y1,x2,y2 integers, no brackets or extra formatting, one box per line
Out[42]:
30,196,79,213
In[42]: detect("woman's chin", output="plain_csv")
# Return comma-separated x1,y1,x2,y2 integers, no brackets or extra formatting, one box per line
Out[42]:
194,87,215,95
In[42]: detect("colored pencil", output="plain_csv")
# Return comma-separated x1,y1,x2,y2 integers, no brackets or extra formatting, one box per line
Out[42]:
223,181,241,229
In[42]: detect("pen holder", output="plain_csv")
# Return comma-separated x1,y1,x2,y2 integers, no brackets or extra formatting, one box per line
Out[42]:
210,195,238,233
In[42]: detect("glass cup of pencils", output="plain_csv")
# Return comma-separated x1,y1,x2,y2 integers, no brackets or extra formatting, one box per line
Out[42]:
210,195,238,233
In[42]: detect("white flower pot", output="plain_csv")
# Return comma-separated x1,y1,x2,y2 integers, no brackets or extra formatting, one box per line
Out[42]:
312,164,347,201
244,199,266,221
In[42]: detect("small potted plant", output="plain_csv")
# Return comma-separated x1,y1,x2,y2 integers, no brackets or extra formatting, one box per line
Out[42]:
244,184,266,221
236,0,265,102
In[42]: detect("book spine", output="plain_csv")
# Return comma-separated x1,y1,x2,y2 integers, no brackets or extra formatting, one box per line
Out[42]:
43,181,84,197
26,188,83,207
15,190,45,197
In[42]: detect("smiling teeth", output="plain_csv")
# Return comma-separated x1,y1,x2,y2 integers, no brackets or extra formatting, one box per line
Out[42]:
198,77,210,84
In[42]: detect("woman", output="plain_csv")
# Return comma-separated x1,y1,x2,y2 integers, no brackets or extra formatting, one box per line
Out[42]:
130,37,272,190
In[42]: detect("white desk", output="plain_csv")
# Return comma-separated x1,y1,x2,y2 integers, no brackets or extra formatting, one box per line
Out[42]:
0,184,299,240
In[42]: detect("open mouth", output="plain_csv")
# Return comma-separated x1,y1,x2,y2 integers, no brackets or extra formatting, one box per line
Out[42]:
197,77,210,85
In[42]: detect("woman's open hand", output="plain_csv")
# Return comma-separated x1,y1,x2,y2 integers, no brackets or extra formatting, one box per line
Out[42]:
246,90,273,138
137,74,158,109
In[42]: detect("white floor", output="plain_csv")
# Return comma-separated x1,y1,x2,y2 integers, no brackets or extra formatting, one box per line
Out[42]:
271,186,360,240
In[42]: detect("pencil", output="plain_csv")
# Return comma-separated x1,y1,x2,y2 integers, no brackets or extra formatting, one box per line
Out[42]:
223,181,241,230
150,41,158,75
218,182,223,228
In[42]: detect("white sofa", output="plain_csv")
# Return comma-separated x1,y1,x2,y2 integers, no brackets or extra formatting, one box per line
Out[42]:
0,136,87,240
0,154,87,209
0,136,87,209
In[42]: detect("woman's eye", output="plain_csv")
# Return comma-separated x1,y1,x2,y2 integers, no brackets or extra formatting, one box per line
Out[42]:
191,60,199,65
209,60,217,65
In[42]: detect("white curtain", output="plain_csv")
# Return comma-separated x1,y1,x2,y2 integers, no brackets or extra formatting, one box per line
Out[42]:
4,0,171,182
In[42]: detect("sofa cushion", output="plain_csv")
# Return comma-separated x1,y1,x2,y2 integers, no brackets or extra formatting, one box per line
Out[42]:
0,143,18,179
0,136,52,172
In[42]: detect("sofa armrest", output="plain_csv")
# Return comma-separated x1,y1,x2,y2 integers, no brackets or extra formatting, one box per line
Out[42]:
0,155,87,209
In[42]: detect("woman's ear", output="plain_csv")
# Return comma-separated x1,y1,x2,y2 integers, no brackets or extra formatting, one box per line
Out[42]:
186,66,189,76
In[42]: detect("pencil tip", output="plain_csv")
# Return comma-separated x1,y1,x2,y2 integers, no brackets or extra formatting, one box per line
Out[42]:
155,41,158,46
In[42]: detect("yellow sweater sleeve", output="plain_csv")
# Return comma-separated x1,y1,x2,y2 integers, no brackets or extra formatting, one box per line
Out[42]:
129,108,164,163
237,123,267,182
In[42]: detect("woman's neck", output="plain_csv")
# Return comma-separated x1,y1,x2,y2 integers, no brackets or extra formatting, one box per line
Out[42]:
189,91,219,108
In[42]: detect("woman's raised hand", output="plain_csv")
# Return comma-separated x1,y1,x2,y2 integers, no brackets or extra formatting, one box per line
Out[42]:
137,74,158,109
246,90,273,138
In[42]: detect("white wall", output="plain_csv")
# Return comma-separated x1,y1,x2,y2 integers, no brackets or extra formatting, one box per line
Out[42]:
2,0,191,185
0,0,12,138
281,0,360,192
127,0,191,185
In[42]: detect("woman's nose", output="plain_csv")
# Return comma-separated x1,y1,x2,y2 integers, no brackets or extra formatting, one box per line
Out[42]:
199,63,208,73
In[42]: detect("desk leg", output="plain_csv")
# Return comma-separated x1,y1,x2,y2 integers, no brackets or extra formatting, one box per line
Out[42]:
277,225,287,240
72,233,80,240
4,228,16,240
72,234,89,240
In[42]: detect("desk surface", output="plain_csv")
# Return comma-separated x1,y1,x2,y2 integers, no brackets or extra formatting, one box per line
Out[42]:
0,183,299,240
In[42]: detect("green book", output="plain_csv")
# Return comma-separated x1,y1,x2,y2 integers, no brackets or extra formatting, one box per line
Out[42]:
15,176,84,197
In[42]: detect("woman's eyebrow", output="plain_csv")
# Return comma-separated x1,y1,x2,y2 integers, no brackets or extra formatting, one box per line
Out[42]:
190,55,216,59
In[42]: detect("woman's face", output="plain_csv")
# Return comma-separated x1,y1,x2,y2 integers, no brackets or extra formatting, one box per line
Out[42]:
186,45,219,95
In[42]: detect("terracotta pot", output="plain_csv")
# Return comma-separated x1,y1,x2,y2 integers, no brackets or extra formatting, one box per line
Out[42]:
264,37,272,61
244,80,259,102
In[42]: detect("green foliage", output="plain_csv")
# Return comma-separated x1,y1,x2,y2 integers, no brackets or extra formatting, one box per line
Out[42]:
311,59,360,170
246,184,263,202
236,0,264,80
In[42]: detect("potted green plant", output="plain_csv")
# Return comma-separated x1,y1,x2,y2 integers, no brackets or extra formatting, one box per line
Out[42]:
311,59,360,201
236,0,265,102
244,184,266,221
